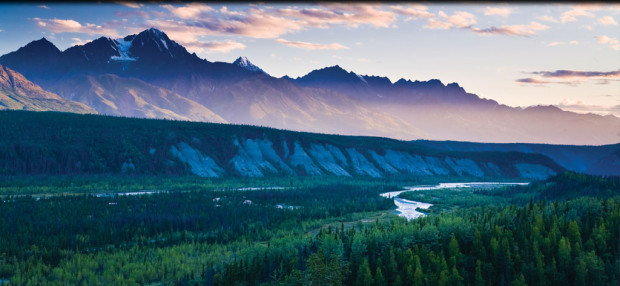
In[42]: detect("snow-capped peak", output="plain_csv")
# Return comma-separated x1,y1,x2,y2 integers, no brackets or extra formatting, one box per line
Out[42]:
233,56,264,73
110,37,137,62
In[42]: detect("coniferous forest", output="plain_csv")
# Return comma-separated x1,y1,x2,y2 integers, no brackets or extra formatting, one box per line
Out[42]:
0,171,618,285
0,111,618,285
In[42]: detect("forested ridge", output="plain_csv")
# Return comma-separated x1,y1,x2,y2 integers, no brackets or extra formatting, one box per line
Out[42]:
0,110,562,179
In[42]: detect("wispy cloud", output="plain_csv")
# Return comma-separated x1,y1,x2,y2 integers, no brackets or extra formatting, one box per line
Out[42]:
115,10,150,19
424,11,476,30
560,4,602,23
161,3,214,19
538,15,558,23
517,69,620,86
471,22,549,37
515,78,550,84
390,5,434,21
152,3,398,43
38,5,50,9
556,101,620,117
183,40,246,53
532,69,620,79
32,18,120,37
114,1,143,9
275,38,349,50
546,40,579,47
594,35,620,50
484,6,513,17
598,16,618,25
278,4,398,28
71,37,95,46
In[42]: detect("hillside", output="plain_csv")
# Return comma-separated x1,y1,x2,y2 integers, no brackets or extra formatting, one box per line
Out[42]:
0,64,95,114
412,140,620,176
0,110,563,180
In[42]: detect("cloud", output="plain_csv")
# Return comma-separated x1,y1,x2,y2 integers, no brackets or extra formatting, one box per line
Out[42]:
147,8,306,39
532,69,620,79
560,5,602,23
32,18,120,37
38,5,50,9
275,4,397,28
115,10,150,18
538,15,558,23
471,22,549,37
598,16,618,25
275,38,349,50
114,2,143,9
517,69,620,87
515,78,550,84
594,35,620,50
183,40,246,53
70,37,91,46
484,6,513,17
161,3,215,19
390,5,434,21
153,3,397,42
556,101,620,117
546,40,579,46
424,10,476,29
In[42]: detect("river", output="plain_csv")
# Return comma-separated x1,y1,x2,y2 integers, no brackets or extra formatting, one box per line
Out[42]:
380,182,530,220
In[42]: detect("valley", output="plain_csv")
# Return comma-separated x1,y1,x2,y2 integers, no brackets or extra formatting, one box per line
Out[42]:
0,4,618,285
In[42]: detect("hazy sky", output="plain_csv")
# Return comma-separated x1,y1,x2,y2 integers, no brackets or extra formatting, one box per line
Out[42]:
0,2,618,116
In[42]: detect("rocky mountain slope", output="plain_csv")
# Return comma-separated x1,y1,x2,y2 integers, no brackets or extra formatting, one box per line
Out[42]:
0,64,94,114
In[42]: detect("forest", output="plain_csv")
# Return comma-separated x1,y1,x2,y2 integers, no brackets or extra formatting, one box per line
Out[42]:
0,172,618,285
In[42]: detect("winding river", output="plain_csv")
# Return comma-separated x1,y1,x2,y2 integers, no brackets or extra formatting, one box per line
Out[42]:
380,182,530,220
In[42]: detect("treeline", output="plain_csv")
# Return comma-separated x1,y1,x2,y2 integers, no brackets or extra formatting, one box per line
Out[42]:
400,172,620,214
218,196,620,286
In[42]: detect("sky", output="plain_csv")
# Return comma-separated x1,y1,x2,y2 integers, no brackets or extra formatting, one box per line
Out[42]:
0,2,618,116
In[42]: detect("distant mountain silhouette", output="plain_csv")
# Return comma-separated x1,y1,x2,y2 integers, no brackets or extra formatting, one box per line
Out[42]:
1,28,618,145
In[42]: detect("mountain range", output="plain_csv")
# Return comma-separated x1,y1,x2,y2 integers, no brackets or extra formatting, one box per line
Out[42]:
1,27,618,145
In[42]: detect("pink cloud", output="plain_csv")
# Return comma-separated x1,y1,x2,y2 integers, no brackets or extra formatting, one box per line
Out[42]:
183,40,246,54
556,101,620,117
275,4,397,28
538,15,558,23
161,3,215,19
275,38,350,50
560,5,602,23
114,2,143,9
390,5,434,21
423,10,476,30
515,78,550,84
598,16,618,26
484,6,513,17
31,18,120,37
595,35,620,50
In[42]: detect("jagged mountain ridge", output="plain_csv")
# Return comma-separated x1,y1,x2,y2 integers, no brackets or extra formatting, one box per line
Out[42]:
1,28,618,145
